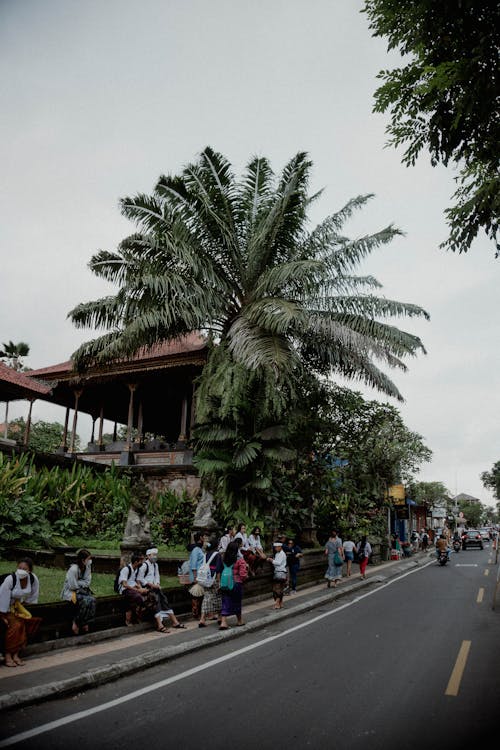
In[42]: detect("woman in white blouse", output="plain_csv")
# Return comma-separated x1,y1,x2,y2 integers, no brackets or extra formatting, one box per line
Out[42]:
0,557,41,667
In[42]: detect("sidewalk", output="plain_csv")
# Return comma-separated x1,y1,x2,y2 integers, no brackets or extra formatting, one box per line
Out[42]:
0,553,429,711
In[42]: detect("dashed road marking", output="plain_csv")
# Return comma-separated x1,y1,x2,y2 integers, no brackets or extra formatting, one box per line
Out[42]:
445,640,471,697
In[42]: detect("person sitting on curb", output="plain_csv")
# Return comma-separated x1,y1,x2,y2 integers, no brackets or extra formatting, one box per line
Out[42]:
118,553,148,626
136,547,186,633
60,548,96,636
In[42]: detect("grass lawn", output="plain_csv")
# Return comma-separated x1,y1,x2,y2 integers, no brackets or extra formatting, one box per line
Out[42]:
0,560,179,604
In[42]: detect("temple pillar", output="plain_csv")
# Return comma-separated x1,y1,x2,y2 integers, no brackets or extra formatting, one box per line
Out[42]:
177,394,188,447
3,402,9,440
90,417,96,444
120,383,137,465
69,390,82,453
137,400,144,446
23,399,35,446
98,406,104,450
190,382,196,432
55,406,70,454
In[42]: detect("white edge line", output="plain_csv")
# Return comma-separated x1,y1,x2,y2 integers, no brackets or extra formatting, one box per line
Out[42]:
0,561,434,747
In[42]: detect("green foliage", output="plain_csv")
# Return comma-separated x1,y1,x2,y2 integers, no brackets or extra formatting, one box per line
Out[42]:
70,147,428,399
363,0,500,254
7,417,80,453
149,489,197,547
406,481,450,509
0,453,132,548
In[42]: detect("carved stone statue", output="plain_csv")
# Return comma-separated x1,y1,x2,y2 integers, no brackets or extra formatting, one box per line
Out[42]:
193,487,218,531
121,478,152,555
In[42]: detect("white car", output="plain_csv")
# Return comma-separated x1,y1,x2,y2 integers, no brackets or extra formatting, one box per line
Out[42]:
478,528,490,541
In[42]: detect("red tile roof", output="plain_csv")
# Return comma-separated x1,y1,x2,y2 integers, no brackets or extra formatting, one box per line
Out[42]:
0,362,52,399
27,333,208,378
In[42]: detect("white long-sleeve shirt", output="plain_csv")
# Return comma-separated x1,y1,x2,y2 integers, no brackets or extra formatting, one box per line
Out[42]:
0,571,39,613
270,550,287,574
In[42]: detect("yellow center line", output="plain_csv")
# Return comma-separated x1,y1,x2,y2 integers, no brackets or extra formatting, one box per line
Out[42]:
445,640,471,696
484,568,489,576
477,587,484,603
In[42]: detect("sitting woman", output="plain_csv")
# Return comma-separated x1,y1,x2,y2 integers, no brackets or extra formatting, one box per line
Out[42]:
0,557,41,667
247,526,267,574
61,548,96,636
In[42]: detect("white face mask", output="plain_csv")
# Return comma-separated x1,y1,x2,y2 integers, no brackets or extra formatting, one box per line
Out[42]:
149,556,157,562
86,560,92,568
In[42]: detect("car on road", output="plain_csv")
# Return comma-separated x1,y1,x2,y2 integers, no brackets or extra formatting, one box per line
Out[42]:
478,528,490,541
462,530,484,550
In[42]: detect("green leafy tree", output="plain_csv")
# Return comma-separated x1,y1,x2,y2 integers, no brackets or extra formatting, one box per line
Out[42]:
68,148,428,511
363,0,500,255
69,148,427,398
481,461,500,521
406,481,450,509
309,386,432,537
0,340,30,370
7,417,80,453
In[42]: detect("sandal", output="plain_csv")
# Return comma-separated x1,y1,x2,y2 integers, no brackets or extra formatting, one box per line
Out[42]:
173,623,187,629
156,626,170,633
5,661,17,668
198,622,207,628
219,625,229,630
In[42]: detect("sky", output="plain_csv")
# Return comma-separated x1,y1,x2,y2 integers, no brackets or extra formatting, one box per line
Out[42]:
1,0,498,507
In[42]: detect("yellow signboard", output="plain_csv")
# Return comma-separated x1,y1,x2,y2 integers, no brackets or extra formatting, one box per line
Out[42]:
388,484,405,505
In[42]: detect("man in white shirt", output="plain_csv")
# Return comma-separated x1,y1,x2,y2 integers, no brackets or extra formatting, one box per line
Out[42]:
136,548,186,632
267,541,288,610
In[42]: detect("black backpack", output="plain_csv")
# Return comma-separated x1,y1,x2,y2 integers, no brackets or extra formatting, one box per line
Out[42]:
113,564,133,594
0,571,35,587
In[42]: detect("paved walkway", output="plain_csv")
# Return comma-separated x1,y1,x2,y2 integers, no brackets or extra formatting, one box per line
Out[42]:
0,553,429,711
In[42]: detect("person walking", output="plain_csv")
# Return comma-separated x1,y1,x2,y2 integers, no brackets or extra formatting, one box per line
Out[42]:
198,543,223,628
342,537,356,577
188,532,207,620
268,540,288,608
356,536,372,579
420,529,429,552
219,540,248,629
324,530,344,588
0,557,41,667
61,548,96,636
285,537,303,592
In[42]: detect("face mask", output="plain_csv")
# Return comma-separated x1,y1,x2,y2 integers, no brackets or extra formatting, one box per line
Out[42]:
86,560,92,568
206,542,211,548
150,556,157,562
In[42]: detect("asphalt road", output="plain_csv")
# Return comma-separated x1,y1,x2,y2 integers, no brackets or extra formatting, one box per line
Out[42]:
1,546,499,750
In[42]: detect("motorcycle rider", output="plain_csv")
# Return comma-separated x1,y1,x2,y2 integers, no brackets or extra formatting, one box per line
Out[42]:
436,533,451,561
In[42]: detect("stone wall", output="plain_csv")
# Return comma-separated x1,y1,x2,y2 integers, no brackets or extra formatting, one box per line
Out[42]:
142,471,201,498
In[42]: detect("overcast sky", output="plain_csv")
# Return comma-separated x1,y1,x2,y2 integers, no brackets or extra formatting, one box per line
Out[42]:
1,0,498,507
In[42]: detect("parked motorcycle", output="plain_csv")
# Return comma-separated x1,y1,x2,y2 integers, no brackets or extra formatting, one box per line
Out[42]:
452,539,461,553
438,550,449,566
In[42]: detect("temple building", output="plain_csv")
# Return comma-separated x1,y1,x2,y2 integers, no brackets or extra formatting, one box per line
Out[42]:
25,334,208,478
0,361,52,447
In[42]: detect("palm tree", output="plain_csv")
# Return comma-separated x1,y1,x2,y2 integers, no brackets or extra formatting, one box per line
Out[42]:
0,341,30,371
70,147,428,406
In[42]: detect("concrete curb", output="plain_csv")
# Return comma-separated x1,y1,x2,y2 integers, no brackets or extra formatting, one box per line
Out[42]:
0,555,429,712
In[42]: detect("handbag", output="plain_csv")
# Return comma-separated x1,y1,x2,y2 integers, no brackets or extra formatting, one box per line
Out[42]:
333,552,343,566
188,582,205,597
